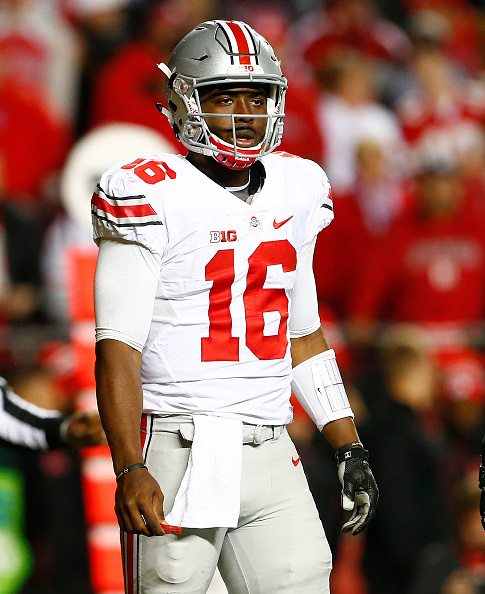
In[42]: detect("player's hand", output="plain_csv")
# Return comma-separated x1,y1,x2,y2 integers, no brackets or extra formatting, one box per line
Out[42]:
337,448,378,535
115,469,166,537
63,409,107,449
479,464,485,530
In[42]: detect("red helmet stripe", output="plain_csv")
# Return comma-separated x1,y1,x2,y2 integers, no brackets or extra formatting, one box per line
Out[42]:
226,21,251,65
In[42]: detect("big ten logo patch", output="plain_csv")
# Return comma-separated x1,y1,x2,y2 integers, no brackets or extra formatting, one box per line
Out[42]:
210,230,237,243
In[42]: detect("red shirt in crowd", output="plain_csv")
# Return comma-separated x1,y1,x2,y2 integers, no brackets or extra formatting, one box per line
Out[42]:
314,181,414,318
278,80,324,163
89,40,179,149
0,79,71,203
349,210,485,325
303,8,411,68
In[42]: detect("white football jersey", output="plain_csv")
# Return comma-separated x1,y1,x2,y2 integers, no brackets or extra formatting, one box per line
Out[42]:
92,152,333,425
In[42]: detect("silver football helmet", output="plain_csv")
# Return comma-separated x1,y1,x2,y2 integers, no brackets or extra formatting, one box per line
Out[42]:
157,20,287,170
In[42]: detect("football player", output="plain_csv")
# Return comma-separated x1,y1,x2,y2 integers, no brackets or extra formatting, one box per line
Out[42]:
93,20,378,594
0,375,105,450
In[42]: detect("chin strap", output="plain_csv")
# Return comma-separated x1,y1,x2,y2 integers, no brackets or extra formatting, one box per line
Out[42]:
210,133,262,170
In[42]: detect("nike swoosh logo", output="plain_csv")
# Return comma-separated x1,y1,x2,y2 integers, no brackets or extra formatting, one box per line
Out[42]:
292,456,301,466
273,216,293,229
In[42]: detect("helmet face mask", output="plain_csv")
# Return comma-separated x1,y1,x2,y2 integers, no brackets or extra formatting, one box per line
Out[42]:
157,20,287,170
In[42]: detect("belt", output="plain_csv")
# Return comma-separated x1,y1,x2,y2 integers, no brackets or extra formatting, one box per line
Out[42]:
243,424,285,444
149,414,285,445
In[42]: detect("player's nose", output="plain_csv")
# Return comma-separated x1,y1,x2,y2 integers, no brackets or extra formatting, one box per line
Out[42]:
234,97,255,118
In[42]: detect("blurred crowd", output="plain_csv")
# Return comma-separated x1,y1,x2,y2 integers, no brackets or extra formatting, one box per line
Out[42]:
1,0,485,592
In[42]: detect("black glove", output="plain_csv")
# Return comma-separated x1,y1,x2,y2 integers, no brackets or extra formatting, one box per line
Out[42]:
479,436,485,530
479,464,485,530
336,443,379,535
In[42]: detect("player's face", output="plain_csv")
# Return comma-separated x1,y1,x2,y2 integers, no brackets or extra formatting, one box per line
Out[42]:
199,85,268,148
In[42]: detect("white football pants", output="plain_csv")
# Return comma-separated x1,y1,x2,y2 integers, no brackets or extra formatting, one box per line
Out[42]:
122,415,332,594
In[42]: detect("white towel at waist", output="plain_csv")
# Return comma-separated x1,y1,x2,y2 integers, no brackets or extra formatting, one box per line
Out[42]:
165,415,243,528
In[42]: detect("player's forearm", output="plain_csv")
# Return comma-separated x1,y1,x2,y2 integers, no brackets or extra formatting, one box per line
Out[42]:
321,416,360,450
95,339,145,475
290,326,330,366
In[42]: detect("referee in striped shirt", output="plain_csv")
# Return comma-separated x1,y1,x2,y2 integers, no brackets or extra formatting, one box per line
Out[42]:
0,376,105,450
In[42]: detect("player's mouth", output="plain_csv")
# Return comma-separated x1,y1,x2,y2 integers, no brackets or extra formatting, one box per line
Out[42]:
233,128,257,148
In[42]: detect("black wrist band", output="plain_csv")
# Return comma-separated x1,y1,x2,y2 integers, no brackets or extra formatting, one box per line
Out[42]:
116,463,148,483
335,442,369,465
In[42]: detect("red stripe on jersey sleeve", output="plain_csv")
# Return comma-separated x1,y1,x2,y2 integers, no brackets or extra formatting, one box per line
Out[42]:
92,192,158,220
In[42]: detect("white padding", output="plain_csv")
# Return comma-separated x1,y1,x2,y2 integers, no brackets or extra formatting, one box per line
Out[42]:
289,237,321,338
291,349,353,431
95,239,160,352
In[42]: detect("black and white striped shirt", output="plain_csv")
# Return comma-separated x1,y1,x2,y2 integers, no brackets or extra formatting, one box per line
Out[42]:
0,377,66,450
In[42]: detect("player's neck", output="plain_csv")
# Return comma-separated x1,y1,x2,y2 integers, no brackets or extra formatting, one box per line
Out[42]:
186,152,250,189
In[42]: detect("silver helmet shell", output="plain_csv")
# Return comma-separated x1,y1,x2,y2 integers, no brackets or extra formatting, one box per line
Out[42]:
157,20,287,169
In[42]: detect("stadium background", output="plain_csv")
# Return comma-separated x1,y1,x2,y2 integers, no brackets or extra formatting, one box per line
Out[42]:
2,0,485,592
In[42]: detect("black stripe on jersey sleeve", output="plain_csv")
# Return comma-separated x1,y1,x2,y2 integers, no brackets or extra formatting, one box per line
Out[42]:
96,184,147,202
321,203,334,211
2,385,66,449
92,212,163,227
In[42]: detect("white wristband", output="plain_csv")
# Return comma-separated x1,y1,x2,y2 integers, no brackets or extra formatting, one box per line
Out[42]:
291,349,353,431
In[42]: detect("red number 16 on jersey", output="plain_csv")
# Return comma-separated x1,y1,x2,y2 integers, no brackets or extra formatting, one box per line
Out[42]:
202,239,297,362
